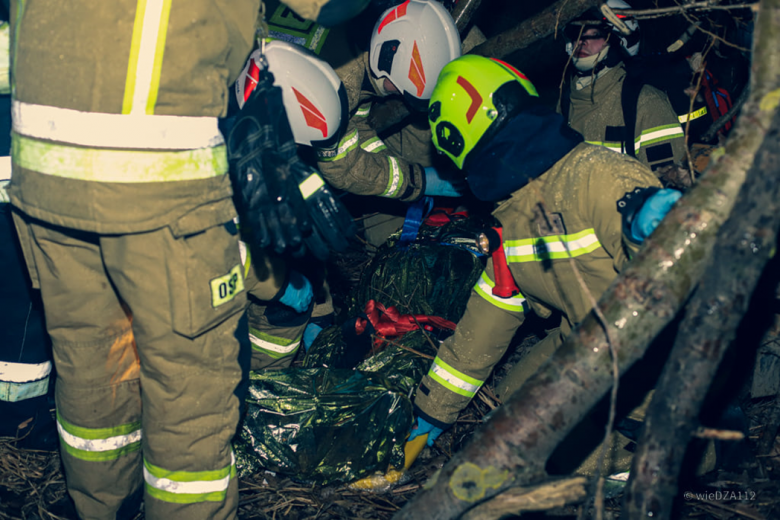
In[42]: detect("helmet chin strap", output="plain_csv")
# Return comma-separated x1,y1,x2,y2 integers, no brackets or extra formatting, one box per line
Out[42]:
572,43,611,72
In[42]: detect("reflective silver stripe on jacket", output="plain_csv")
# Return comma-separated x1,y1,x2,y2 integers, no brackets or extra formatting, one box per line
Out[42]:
0,156,10,202
13,101,223,150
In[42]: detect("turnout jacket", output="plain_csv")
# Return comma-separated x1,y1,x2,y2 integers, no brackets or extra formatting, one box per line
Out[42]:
414,144,662,427
8,0,259,234
564,63,686,171
316,50,431,201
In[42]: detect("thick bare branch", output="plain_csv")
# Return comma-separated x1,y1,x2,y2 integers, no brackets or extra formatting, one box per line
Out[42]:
470,0,600,59
623,5,780,511
460,477,588,520
450,0,483,34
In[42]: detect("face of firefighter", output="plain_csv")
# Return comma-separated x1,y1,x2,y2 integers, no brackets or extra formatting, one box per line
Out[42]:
383,78,400,94
575,28,608,58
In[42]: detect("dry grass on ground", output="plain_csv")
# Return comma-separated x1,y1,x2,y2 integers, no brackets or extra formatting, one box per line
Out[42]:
3,382,780,520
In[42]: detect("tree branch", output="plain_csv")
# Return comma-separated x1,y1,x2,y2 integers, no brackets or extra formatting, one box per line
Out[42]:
470,0,601,59
393,1,780,517
623,92,780,520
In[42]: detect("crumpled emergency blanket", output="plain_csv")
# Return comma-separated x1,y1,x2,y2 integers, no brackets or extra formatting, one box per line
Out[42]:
234,213,493,483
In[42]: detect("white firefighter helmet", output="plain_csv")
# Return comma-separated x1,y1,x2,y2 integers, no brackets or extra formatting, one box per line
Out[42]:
235,40,348,149
564,0,640,58
368,0,461,111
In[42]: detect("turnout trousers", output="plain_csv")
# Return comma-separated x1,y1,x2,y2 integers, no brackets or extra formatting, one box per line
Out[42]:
16,214,248,520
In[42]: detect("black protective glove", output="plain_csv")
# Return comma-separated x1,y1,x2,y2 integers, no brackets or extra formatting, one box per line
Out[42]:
227,67,312,255
291,161,356,260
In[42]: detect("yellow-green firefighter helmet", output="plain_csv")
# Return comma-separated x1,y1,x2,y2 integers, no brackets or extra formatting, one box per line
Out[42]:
428,55,539,170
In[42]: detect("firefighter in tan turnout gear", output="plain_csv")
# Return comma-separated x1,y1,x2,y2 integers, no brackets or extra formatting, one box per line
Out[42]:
230,39,350,368
408,56,682,477
7,0,368,518
560,0,686,171
260,0,465,245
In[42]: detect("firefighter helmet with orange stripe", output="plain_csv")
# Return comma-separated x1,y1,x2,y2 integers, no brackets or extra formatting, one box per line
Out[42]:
428,55,539,170
236,41,348,149
368,0,461,112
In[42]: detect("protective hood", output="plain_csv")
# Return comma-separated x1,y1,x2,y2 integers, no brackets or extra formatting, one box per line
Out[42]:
573,43,611,72
464,106,583,202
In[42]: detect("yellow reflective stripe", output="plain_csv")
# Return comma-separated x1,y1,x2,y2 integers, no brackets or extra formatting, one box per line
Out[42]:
381,156,403,198
13,101,224,149
0,180,9,203
473,271,527,313
0,22,9,94
249,329,301,359
123,0,172,115
585,140,623,153
639,124,685,148
307,26,329,54
144,453,235,504
429,357,483,398
57,413,142,461
678,106,708,123
319,129,358,162
588,123,684,154
12,134,228,182
355,104,371,117
504,228,601,262
299,172,325,199
361,136,387,153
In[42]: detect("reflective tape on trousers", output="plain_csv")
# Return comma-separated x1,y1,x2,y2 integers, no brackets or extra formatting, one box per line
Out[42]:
429,357,483,399
249,331,301,359
57,413,142,462
144,452,235,504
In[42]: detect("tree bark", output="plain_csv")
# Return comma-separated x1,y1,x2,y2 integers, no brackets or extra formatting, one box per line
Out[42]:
394,1,780,518
622,90,780,520
451,0,483,35
470,0,600,59
460,477,588,520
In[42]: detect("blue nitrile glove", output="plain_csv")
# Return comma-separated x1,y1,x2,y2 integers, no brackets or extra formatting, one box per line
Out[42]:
408,416,444,447
423,166,466,197
303,323,324,352
630,189,682,243
278,270,313,313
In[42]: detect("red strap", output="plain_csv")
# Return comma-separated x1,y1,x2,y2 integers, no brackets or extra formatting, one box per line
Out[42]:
354,300,456,338
490,227,520,298
423,209,469,227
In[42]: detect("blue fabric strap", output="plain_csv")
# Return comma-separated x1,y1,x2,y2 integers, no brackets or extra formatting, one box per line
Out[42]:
399,197,434,246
